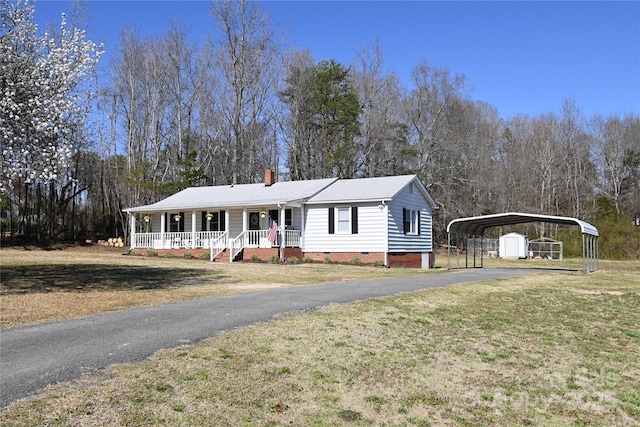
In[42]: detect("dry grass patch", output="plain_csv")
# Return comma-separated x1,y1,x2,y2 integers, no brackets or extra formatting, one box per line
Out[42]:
2,262,639,426
0,248,440,328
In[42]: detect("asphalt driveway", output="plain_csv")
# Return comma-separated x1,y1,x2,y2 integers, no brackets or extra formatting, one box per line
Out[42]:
1,268,537,407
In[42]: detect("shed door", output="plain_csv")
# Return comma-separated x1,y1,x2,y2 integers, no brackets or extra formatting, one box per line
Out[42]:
505,237,519,257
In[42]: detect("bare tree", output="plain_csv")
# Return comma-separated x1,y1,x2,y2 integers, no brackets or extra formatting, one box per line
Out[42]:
210,0,282,184
590,113,640,214
351,39,411,177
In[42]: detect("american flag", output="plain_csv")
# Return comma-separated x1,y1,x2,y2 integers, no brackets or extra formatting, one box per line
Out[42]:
268,218,279,245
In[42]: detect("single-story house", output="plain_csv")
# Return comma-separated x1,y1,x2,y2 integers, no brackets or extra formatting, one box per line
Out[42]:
123,170,439,268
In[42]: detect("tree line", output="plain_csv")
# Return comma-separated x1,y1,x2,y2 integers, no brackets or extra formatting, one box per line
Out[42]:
2,0,639,257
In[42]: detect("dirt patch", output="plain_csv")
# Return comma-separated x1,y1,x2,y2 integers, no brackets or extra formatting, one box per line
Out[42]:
570,288,624,296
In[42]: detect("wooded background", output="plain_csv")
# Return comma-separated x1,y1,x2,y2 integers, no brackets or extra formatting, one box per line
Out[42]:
2,0,639,258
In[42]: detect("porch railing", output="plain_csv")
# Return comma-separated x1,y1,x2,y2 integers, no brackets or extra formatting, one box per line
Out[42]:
132,229,301,262
284,229,301,247
209,232,228,262
133,231,226,249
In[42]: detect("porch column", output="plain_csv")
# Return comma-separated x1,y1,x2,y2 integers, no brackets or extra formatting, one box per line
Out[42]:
242,208,247,232
280,205,286,260
129,213,136,249
225,209,230,235
161,212,166,248
191,210,197,248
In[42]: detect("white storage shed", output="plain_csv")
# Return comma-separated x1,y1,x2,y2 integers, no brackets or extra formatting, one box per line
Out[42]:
499,232,529,258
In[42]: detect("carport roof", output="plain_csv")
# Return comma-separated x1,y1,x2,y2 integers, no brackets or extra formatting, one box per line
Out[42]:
447,212,598,237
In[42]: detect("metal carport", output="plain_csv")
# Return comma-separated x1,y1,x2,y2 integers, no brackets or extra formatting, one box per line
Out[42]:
447,212,599,273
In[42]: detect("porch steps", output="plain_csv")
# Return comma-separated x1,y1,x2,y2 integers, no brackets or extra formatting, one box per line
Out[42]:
212,249,243,263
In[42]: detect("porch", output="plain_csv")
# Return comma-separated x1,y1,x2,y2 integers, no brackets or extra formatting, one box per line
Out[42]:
130,229,302,262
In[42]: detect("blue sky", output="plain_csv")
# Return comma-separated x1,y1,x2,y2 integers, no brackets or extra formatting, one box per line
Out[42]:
34,0,639,120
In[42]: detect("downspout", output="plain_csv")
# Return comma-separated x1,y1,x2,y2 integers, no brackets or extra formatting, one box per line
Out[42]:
300,203,306,255
382,201,389,267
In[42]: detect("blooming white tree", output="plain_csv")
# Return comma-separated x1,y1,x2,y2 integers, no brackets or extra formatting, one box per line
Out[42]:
0,0,102,193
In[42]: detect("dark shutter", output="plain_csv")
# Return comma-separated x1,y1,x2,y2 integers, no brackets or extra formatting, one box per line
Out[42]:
351,206,358,234
285,209,292,226
403,208,408,234
179,212,185,232
219,210,225,231
201,212,207,231
328,207,335,234
165,213,169,232
417,211,421,235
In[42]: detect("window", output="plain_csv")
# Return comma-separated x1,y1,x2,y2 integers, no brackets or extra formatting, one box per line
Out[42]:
269,209,292,227
403,208,420,235
202,211,225,232
337,207,350,233
167,212,184,233
328,207,358,234
285,209,292,227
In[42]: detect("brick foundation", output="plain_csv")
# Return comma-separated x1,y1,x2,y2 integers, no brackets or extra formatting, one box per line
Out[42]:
241,247,279,261
387,252,422,268
303,252,385,265
131,247,431,269
136,248,209,259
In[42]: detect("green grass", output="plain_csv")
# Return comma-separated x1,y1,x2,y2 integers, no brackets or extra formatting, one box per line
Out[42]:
2,261,639,425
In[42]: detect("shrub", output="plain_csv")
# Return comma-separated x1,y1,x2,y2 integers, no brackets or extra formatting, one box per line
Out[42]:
373,259,385,267
183,252,193,259
251,254,262,262
323,255,332,264
286,256,299,264
303,255,314,263
145,249,158,257
164,251,175,258
270,255,280,264
199,251,210,260
349,257,362,265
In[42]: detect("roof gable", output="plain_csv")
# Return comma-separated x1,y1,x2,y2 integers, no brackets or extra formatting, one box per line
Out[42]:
306,175,438,208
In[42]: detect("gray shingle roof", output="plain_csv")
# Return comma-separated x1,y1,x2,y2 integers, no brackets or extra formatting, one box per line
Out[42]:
307,175,419,203
124,178,337,212
124,175,438,212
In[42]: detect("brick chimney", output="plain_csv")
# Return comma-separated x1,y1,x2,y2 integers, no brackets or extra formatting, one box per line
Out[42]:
264,169,275,186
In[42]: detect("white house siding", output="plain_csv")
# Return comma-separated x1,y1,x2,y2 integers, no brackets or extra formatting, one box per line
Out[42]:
303,202,387,253
228,209,244,237
387,183,433,252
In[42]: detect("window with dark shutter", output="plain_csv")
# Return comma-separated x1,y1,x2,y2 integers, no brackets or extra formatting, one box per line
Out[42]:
219,210,225,231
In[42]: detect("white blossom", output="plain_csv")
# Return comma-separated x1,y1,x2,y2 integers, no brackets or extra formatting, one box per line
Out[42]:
1,0,103,192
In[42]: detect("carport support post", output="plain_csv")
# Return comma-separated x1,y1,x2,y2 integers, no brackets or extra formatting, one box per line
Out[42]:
447,232,451,269
465,235,468,268
582,233,586,273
